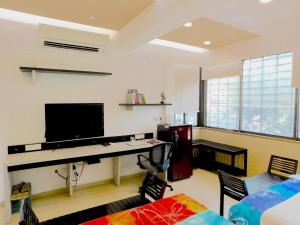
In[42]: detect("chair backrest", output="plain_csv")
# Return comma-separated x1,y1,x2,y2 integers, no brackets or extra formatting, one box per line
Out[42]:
19,199,40,225
218,170,248,201
149,142,173,172
268,155,298,177
140,173,167,201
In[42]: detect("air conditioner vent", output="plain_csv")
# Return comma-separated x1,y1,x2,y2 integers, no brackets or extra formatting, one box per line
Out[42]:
44,41,99,52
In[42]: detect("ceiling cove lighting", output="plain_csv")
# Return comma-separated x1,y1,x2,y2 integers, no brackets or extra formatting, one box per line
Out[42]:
203,40,211,46
0,8,116,37
149,39,208,53
259,0,272,4
184,22,193,28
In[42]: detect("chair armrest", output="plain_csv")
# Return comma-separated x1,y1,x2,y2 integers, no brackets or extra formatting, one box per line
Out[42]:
137,154,150,162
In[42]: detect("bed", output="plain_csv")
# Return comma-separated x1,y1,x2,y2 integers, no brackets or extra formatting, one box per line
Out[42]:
81,193,233,225
229,178,300,225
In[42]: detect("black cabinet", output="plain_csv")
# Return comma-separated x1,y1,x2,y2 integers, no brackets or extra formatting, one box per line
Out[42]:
192,139,247,176
157,124,193,181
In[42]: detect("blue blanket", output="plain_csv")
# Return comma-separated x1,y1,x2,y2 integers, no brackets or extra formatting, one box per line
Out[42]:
229,179,300,225
178,210,234,225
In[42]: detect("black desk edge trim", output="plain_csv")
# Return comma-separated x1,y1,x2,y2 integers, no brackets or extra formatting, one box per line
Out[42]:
8,133,154,154
8,146,153,172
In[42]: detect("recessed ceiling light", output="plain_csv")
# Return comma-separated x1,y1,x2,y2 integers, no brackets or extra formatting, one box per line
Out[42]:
259,0,272,4
203,41,211,46
184,22,193,28
89,16,96,20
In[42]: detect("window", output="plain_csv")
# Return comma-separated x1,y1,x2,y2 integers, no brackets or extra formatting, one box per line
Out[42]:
174,112,198,126
185,112,198,126
242,52,295,137
205,76,240,130
174,113,184,124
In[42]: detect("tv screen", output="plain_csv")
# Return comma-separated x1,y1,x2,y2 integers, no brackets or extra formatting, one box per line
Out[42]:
45,103,104,142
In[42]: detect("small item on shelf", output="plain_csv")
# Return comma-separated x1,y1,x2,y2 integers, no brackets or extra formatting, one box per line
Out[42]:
126,89,138,104
160,92,166,104
126,89,147,104
137,94,143,104
137,93,147,104
142,94,147,104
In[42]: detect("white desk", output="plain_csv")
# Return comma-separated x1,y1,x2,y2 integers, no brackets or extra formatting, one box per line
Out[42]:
4,139,164,224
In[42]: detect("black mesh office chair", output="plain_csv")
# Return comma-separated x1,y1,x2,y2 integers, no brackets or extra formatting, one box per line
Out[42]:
218,170,248,216
137,142,174,191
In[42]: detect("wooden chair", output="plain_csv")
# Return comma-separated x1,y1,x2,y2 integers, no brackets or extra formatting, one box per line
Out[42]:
19,173,168,225
246,155,298,194
218,170,248,216
268,155,298,177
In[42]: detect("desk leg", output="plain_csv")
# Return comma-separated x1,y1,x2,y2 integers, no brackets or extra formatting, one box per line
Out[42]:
113,157,120,186
67,163,73,197
4,165,12,224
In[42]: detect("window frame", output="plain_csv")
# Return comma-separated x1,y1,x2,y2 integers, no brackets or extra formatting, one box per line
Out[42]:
200,52,300,141
174,112,199,127
203,77,241,132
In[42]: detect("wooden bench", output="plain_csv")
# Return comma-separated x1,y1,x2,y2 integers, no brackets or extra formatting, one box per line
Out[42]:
20,173,168,225
192,139,247,176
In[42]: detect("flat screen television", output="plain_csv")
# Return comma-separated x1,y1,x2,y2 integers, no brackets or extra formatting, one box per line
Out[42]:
45,103,104,142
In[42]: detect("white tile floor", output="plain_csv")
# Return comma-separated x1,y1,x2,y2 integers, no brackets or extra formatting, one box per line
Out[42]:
0,169,237,225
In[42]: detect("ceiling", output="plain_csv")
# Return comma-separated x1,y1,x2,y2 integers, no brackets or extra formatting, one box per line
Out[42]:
0,0,153,30
161,17,258,49
1,0,300,55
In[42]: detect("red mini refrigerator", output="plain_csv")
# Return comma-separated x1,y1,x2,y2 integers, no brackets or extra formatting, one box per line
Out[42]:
157,124,193,181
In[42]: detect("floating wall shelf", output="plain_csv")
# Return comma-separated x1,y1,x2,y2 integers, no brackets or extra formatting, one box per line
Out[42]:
119,103,172,106
20,66,112,76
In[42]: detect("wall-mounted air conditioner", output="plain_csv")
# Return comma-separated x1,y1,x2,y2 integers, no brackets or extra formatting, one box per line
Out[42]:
37,24,110,53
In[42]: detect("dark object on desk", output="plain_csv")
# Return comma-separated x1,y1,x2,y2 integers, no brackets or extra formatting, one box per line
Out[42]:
86,158,101,165
100,142,110,146
157,124,193,181
137,142,174,191
245,155,298,194
192,139,247,176
218,170,248,216
19,173,167,225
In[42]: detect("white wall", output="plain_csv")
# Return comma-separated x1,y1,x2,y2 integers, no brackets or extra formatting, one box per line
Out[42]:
0,20,174,202
164,65,199,120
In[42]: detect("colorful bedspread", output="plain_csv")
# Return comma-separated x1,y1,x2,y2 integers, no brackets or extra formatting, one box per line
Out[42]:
82,194,233,225
229,179,300,225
